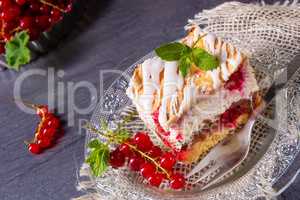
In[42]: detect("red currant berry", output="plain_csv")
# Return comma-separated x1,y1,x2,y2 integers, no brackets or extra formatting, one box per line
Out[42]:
37,138,52,148
170,173,186,189
28,143,42,154
65,3,72,13
38,126,56,139
44,116,60,129
0,44,5,54
128,155,144,171
147,173,164,187
1,6,21,21
159,152,176,170
28,27,41,41
37,105,48,118
3,21,17,33
20,16,34,29
0,0,11,9
109,149,125,168
15,0,27,5
35,15,51,31
119,143,132,157
126,138,135,145
140,162,156,178
148,146,162,158
40,4,50,14
2,33,12,42
134,132,153,152
50,9,62,23
29,2,40,13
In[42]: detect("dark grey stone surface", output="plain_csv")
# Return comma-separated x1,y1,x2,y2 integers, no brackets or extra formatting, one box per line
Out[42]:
0,0,298,199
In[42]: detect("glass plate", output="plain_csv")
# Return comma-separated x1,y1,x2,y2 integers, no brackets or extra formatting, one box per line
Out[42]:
84,2,300,199
84,53,299,200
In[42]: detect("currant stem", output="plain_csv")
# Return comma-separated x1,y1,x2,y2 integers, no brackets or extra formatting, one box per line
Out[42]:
39,0,67,13
1,20,4,39
191,33,207,48
10,27,22,35
85,124,123,143
34,121,44,142
126,143,171,179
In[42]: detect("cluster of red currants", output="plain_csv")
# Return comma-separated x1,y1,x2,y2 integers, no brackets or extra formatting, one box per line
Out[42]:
0,0,73,53
27,105,62,154
109,132,186,190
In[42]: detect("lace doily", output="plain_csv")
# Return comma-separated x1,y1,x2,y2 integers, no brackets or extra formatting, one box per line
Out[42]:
75,1,300,200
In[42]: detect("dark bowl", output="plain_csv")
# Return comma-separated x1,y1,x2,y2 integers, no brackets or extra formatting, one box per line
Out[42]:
0,0,84,70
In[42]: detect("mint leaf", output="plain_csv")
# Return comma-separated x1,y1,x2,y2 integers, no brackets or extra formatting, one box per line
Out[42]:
179,56,192,77
88,139,102,149
86,140,109,177
155,42,190,61
155,41,219,76
192,48,219,71
5,31,31,70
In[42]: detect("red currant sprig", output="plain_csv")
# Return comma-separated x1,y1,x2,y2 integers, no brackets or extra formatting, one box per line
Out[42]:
25,104,63,154
39,0,70,13
85,123,186,190
109,132,186,190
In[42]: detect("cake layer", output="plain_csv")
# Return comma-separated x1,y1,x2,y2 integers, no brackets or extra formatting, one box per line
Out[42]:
130,62,259,150
126,25,260,152
176,94,262,163
160,63,259,149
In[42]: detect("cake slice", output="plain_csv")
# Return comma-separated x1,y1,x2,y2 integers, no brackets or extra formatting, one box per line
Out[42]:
126,25,260,163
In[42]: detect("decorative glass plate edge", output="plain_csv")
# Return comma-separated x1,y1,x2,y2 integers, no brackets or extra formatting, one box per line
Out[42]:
81,2,300,199
83,54,300,200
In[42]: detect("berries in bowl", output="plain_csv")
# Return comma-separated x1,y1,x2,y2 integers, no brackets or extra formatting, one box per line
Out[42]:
0,0,78,70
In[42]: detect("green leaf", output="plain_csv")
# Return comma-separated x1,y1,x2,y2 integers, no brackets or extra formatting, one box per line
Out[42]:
5,31,31,70
155,41,219,73
86,140,110,177
192,48,219,71
179,56,192,77
88,139,102,148
155,42,190,61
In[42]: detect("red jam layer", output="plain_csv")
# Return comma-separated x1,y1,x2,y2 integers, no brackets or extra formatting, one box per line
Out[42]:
220,101,249,128
224,65,245,91
152,110,172,148
176,148,189,161
176,102,250,161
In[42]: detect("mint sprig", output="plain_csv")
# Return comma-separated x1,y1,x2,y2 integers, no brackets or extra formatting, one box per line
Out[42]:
5,31,31,70
85,120,131,177
192,48,219,71
155,42,190,61
86,140,110,177
155,42,219,76
179,55,192,77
